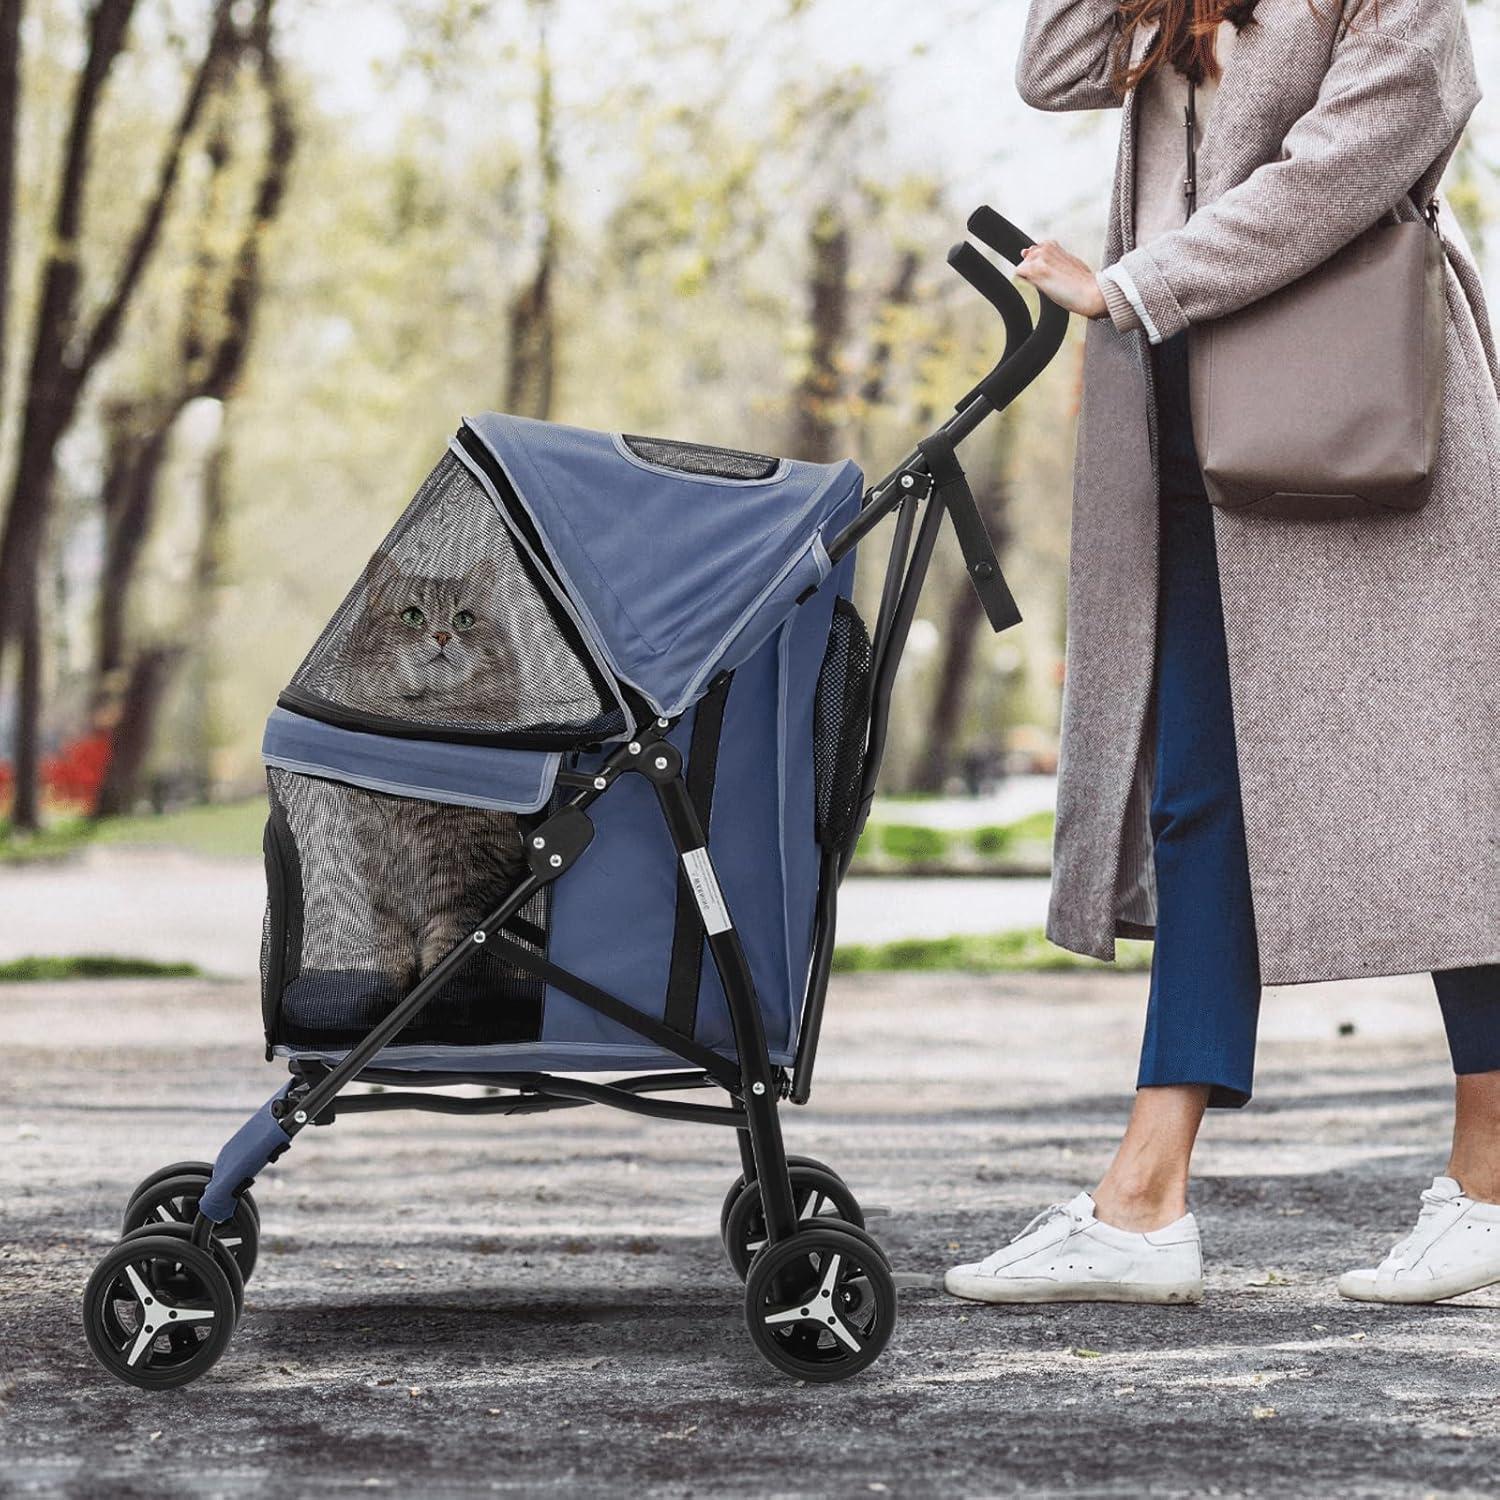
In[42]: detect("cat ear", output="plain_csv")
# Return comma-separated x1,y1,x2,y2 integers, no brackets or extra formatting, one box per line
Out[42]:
361,549,401,607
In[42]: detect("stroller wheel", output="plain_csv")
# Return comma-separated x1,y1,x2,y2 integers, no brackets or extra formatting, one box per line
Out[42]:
84,1233,238,1390
744,1224,896,1383
122,1173,260,1285
722,1164,864,1281
118,1221,245,1324
718,1156,847,1247
124,1162,262,1229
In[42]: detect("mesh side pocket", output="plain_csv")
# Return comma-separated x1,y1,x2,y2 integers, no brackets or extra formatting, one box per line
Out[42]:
260,768,547,1050
285,450,624,748
621,434,780,481
812,596,873,851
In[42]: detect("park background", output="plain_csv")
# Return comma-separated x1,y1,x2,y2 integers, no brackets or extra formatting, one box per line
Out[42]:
4,5,1500,1496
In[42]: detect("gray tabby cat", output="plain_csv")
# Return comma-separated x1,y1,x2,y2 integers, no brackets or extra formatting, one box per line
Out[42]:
335,551,530,989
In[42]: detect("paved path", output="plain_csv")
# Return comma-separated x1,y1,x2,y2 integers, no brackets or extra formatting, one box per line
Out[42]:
0,850,1052,975
2,970,1496,1497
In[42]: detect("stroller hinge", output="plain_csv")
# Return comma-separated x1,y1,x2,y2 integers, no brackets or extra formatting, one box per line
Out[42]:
526,804,596,880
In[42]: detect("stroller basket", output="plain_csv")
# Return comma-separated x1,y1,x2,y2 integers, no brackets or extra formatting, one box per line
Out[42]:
84,206,1067,1389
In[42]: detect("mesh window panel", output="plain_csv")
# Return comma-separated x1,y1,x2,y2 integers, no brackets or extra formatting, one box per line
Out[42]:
286,451,624,748
812,597,873,851
260,768,547,1050
621,434,780,481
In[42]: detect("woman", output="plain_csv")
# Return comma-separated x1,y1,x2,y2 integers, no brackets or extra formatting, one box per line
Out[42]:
946,0,1500,1306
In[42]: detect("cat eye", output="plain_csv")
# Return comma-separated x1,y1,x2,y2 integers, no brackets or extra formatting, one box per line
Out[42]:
401,606,426,628
451,610,476,631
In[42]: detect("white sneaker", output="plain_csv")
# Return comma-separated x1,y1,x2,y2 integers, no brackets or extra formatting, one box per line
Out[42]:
943,1190,1204,1305
1338,1176,1500,1304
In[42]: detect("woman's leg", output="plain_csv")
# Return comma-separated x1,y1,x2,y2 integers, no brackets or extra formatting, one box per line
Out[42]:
1433,965,1500,1203
1094,1085,1210,1229
1339,965,1500,1302
1093,485,1262,1230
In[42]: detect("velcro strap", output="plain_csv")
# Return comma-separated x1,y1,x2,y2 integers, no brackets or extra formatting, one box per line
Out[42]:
916,432,1023,634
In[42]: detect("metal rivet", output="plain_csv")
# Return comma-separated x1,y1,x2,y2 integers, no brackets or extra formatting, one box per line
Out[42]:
900,474,914,489
656,718,669,729
653,756,668,771
751,1082,766,1096
472,930,487,944
627,741,641,755
168,1310,178,1319
293,1109,308,1124
549,853,563,868
593,776,607,790
532,836,546,849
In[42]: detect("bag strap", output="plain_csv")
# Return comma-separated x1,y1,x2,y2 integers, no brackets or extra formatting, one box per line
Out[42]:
916,431,1023,634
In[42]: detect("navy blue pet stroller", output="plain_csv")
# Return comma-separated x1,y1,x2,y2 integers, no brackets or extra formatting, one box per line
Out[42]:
83,208,1065,1386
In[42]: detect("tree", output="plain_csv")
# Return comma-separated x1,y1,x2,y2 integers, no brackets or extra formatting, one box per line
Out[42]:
0,0,238,829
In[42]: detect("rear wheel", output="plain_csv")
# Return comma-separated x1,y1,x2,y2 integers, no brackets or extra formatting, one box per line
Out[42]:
744,1224,896,1382
722,1164,864,1281
84,1234,237,1390
719,1155,846,1243
125,1162,260,1228
121,1173,259,1285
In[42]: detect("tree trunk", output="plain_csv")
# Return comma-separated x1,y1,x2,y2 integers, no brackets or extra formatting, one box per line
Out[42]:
93,647,183,818
504,0,559,421
0,0,22,419
10,580,40,830
791,203,850,463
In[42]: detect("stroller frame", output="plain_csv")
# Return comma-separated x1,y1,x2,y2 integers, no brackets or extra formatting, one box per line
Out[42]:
83,207,1066,1387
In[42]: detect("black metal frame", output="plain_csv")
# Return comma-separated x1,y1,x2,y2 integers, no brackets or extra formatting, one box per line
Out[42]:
217,206,1067,1260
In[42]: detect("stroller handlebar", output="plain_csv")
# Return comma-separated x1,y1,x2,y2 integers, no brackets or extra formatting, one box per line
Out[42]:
823,205,1070,567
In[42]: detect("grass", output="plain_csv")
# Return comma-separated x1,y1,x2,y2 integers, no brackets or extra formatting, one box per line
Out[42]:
852,808,1056,871
1,799,265,864
832,926,1153,974
0,955,202,982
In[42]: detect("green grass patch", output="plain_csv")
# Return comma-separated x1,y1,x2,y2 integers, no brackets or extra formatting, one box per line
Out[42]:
877,823,952,862
832,926,1152,974
0,954,202,982
0,817,96,864
92,799,266,858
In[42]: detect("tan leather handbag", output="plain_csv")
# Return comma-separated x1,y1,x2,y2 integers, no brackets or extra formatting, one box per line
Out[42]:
1180,83,1448,521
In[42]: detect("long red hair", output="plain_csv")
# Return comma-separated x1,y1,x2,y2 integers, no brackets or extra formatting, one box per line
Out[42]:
1110,0,1377,93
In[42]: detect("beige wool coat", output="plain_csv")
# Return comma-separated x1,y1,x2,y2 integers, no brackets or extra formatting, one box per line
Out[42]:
1018,0,1500,984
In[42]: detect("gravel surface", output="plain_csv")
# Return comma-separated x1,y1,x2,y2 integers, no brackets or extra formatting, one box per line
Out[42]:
2,970,1496,1497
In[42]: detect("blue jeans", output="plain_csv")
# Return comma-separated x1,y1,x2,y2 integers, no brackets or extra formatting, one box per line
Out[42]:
1138,330,1500,1107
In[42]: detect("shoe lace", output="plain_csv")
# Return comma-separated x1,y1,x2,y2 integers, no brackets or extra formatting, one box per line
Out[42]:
1012,1198,1089,1244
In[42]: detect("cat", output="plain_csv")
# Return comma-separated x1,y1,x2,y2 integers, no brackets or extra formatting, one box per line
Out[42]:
331,552,531,993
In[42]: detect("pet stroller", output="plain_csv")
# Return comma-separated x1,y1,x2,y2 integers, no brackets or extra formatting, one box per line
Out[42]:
82,207,1066,1387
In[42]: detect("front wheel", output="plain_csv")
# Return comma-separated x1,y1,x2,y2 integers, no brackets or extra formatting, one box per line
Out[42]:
743,1224,896,1383
83,1234,237,1389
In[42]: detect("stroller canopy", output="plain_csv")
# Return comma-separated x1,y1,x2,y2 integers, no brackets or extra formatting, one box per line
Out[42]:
455,414,864,720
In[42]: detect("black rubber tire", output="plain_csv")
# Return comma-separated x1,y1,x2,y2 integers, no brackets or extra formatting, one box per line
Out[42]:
125,1162,260,1228
744,1224,896,1383
723,1165,864,1281
121,1174,259,1285
117,1222,245,1323
718,1156,849,1248
84,1233,237,1389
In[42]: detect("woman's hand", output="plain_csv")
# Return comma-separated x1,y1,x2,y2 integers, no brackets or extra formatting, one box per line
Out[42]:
1014,240,1108,320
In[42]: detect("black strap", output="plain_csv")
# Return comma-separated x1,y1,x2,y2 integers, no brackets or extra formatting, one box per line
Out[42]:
484,932,739,1087
916,432,1023,634
663,672,732,1035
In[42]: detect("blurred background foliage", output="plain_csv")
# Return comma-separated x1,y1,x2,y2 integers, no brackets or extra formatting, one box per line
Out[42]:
0,0,1494,841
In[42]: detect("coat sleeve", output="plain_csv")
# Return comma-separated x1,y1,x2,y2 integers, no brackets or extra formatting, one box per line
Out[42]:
1015,0,1125,112
1100,0,1481,343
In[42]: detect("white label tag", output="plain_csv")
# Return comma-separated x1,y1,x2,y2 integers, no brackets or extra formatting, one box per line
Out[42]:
681,847,732,935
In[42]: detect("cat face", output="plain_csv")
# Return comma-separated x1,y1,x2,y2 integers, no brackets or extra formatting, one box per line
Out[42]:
344,552,515,713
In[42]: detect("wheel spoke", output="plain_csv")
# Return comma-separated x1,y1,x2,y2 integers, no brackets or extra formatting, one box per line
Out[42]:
125,1321,158,1367
122,1265,152,1305
763,1301,815,1328
169,1305,216,1326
